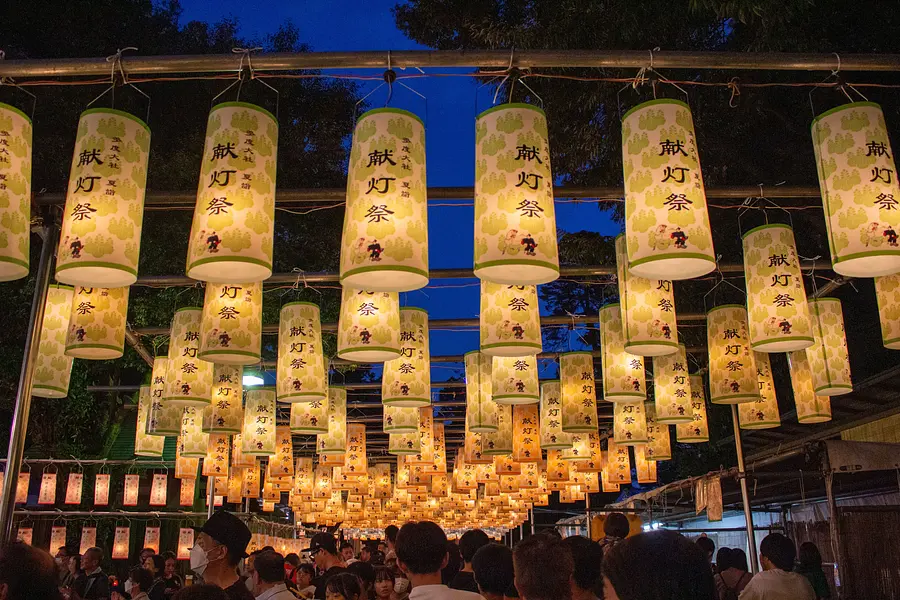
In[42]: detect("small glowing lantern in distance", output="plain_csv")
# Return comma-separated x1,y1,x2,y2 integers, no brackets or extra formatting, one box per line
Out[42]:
277,302,327,402
512,404,541,462
652,344,693,424
465,351,497,432
491,355,539,404
242,389,277,456
738,352,781,430
644,403,672,461
202,364,243,433
164,308,212,407
613,401,648,445
317,387,348,455
539,380,571,449
32,285,75,398
382,308,431,407
146,357,182,436
788,350,832,424
482,404,513,456
135,386,164,457
560,352,598,432
65,286,129,359
199,282,262,365
676,375,710,442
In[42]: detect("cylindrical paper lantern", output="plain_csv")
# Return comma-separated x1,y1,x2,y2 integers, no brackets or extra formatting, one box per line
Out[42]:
203,433,230,477
599,305,646,402
0,104,32,281
382,308,431,407
706,305,759,404
187,102,277,283
337,289,401,362
164,308,212,407
616,235,678,356
317,387,348,455
676,375,710,442
491,355,539,404
383,404,419,433
135,386,164,457
464,421,492,464
738,352,781,430
64,285,128,359
812,102,900,276
473,104,558,284
32,285,75,398
345,423,368,476
241,463,261,498
146,357,181,436
644,403,672,461
340,108,428,291
807,298,852,396
546,450,569,482
198,282,261,364
606,438,632,484
227,467,243,503
743,224,813,352
480,282,542,356
242,389,276,456
560,352,598,432
290,396,329,434
539,380,571,449
788,350,833,424
428,422,448,476
180,407,208,458
567,432,603,473
512,405,541,462
408,408,435,466
57,108,150,286
634,446,657,484
652,344,693,424
175,437,200,479
465,351,498,432
80,526,97,555
231,435,255,469
875,273,900,349
267,425,295,479
613,401,648,445
202,364,243,433
388,431,421,456
622,99,715,280
295,458,315,496
277,302,327,402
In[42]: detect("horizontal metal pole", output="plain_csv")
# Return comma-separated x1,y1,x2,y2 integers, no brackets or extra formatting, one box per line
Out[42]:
3,50,899,78
14,510,216,518
0,458,174,465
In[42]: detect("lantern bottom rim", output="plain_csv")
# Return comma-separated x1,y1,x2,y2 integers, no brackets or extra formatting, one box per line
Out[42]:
338,347,402,362
738,421,780,430
676,436,712,442
832,253,900,278
198,350,262,365
382,398,431,408
710,395,758,404
749,338,814,352
623,342,679,356
186,259,272,284
814,384,852,396
290,427,329,434
655,417,693,425
340,268,429,293
134,450,164,457
166,398,211,407
613,439,649,446
797,414,832,423
480,343,543,356
626,254,716,281
604,394,647,402
32,385,70,398
0,261,28,282
474,262,559,285
278,393,328,403
55,262,138,287
146,429,180,436
646,455,672,462
492,395,540,404
65,345,125,360
201,427,241,434
382,427,419,434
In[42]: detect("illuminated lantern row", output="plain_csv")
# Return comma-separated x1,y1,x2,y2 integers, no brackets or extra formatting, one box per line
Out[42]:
290,396,329,434
340,108,428,292
465,351,498,432
739,352,781,430
242,388,276,456
613,401,648,445
599,304,646,402
199,282,261,364
65,285,129,359
615,235,678,356
644,403,672,461
480,282,542,356
742,224,812,352
812,102,900,277
179,407,208,458
134,385,164,457
491,355,539,404
187,102,277,283
483,404,513,455
32,285,75,398
0,103,32,282
676,374,710,442
473,104,559,285
318,387,348,455
57,108,150,287
622,99,715,280
706,305,758,404
203,364,243,433
165,308,212,407
560,352,598,432
146,357,181,436
337,289,400,362
788,350,832,424
277,302,326,402
382,308,431,407
539,381,571,449
652,344,693,424
807,298,852,396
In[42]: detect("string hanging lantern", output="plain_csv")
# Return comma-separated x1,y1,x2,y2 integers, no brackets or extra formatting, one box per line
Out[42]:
491,355,540,404
382,308,431,407
473,103,558,284
676,374,710,442
337,289,401,362
738,352,781,430
65,286,129,359
340,107,428,291
567,432,603,472
408,408,435,466
706,305,759,404
57,108,150,287
807,298,852,396
179,407,208,458
32,285,75,398
599,305,646,402
242,389,277,456
652,344,694,424
512,405,541,462
277,302,327,402
463,421,492,464
290,396,329,434
644,403,672,461
465,351,498,432
164,308,213,407
134,386,164,457
294,458,315,496
202,364,243,433
383,405,420,433
613,401,648,445
546,450,570,482
560,352,598,432
480,282,542,356
230,435,255,470
622,98,715,280
606,438,632,484
874,273,900,349
203,433,230,477
174,437,199,479
146,357,181,436
427,422,449,476
199,282,261,364
242,463,261,498
788,350,832,424
812,102,900,277
268,426,295,479
344,423,368,476
539,380,571,449
318,387,348,455
389,431,421,456
187,102,277,283
634,446,657,483
0,103,32,281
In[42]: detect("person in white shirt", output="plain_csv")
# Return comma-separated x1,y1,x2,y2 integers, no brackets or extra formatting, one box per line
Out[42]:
395,521,484,600
739,534,814,600
252,550,297,600
514,534,574,600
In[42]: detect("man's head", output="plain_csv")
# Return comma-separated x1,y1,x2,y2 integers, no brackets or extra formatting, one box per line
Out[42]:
140,548,156,563
603,513,630,539
359,546,372,562
459,530,491,566
695,536,715,564
562,536,602,596
252,550,286,591
514,535,573,600
0,541,60,600
55,546,69,559
395,521,449,576
341,542,355,562
471,543,514,600
82,547,102,573
306,532,340,570
385,526,399,548
128,567,154,595
285,553,300,568
759,533,796,572
377,542,387,554
195,511,252,569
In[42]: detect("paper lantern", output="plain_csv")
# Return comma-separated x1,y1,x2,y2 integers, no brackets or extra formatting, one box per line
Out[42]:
320,451,346,468
149,473,168,506
337,289,401,362
622,99,715,280
57,108,150,286
546,450,570,482
143,526,160,554
606,438,632,484
560,352,598,432
242,389,276,456
0,103,32,281
277,302,327,402
465,351,498,432
317,387,347,455
480,282,542,356
599,305,646,402
32,285,75,398
340,107,428,291
198,282,261,364
65,472,83,504
807,298,852,396
177,528,194,560
79,526,97,555
676,375,710,442
382,308,431,406
123,473,140,506
644,403,672,461
738,352,781,430
164,308,212,407
408,408,435,466
146,358,181,435
64,285,129,359
94,473,110,505
634,446,657,484
241,462,261,497
788,350,832,424
812,102,900,276
175,437,200,479
383,404,419,433
474,104,558,284
231,435,255,469
875,273,900,349
16,526,32,546
202,364,243,433
613,401,648,445
187,102,277,282
203,433,231,477
295,458,315,496
482,404,514,456
51,525,67,553
344,423,368,476
512,405,541,462
707,305,759,404
180,407,209,458
427,422,449,476
389,431,421,456
652,344,693,424
290,396,329,434
38,472,56,505
491,355,539,404
567,432,604,473
135,386,164,457
539,380,571,449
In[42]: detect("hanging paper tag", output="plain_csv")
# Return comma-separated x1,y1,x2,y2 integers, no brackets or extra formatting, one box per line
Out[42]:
112,526,130,559
149,473,168,506
143,526,161,553
15,472,29,504
177,528,194,559
65,472,84,504
50,525,67,552
38,472,57,505
16,526,33,545
94,473,110,506
180,477,196,506
123,473,140,506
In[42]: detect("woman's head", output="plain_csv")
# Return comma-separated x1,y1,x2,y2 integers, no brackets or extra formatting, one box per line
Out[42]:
797,542,822,570
68,554,81,574
715,547,733,571
730,549,748,573
144,554,165,576
163,553,178,577
326,572,363,600
297,563,316,587
373,566,395,598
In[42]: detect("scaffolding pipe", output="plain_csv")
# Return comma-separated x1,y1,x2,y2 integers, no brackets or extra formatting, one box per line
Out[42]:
731,405,759,574
207,476,216,519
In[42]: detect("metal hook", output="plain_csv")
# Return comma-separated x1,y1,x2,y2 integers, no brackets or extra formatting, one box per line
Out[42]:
727,78,741,108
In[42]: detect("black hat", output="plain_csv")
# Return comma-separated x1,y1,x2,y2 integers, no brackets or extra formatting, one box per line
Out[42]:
303,532,338,555
198,511,251,559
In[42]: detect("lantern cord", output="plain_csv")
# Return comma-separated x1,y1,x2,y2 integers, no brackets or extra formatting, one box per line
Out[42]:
727,78,741,108
86,48,151,122
702,256,746,312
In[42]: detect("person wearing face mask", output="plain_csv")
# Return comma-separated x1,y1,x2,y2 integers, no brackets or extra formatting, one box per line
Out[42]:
304,533,347,600
247,551,295,600
55,546,71,585
114,567,154,600
190,511,254,600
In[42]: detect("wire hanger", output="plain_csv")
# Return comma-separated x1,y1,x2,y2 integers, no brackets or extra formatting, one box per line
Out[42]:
87,47,151,123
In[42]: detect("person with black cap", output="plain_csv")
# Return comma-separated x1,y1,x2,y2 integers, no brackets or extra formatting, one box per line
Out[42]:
190,511,254,600
304,533,347,600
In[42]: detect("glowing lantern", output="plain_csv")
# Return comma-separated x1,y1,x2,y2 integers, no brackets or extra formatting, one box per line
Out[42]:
38,472,56,504
164,308,212,407
482,404,513,456
340,107,428,291
389,431,421,456
80,526,97,555
231,435,255,469
738,352,781,430
317,387,347,455
149,473,168,506
613,401,648,445
123,474,140,506
51,525,67,553
290,396,329,434
408,408,435,466
337,289,401,362
57,108,150,287
473,103,558,284
676,375,710,442
277,302,327,402
295,458,315,496
788,350,832,424
345,423,368,476
242,389,276,456
807,298,852,396
94,473,111,505
652,344,693,424
135,386,164,457
465,351,498,432
203,433,230,477
198,282,261,365
644,403,672,461
634,446,657,483
382,308,431,407
32,285,75,398
241,462,261,498
383,405,419,433
546,450,570,482
707,305,758,404
146,358,181,436
175,437,200,479
0,103,32,281
599,305,646,402
875,274,900,349
606,438,631,484
492,355,539,404
179,407,209,458
143,526,160,553
177,528,194,560
512,405,541,462
622,99,715,280
560,352,598,432
568,432,604,473
65,472,83,504
427,422,448,476
65,286,129,359
812,102,900,276
539,381,571,449
480,282,542,356
227,468,243,503
320,452,346,468
202,364,243,433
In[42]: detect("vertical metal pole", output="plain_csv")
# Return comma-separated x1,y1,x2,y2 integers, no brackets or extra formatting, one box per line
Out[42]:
519,522,523,540
530,508,534,536
585,495,591,540
207,476,216,519
0,224,56,541
823,451,847,599
731,405,758,573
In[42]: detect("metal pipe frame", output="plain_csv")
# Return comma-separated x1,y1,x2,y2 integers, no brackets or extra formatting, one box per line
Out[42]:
731,404,760,574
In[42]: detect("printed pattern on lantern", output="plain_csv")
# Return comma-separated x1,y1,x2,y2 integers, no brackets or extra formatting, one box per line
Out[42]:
644,403,673,461
203,433,230,477
199,282,261,364
135,386,164,457
317,387,348,455
344,423,368,475
242,389,276,455
290,395,329,434
146,358,181,435
65,473,83,504
807,298,853,396
788,350,833,424
479,282,542,355
179,406,209,457
512,405,541,462
149,473,168,506
569,432,603,473
539,380,572,449
383,404,419,433
203,364,243,433
0,103,32,281
606,438,632,483
874,273,900,349
634,446,658,483
382,308,431,406
388,430,421,455
123,474,140,506
613,401,648,445
407,408,434,466
676,374,711,442
706,305,759,404
465,351,498,432
491,355,540,404
277,302,327,401
738,352,781,429
94,474,111,506
65,285,129,359
560,352,598,432
652,344,694,423
164,308,212,406
337,288,401,361
599,305,647,401
32,285,75,398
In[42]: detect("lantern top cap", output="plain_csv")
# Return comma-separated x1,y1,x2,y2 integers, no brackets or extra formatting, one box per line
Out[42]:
811,101,882,125
810,297,841,305
599,302,621,311
0,102,32,124
741,222,795,239
174,306,202,314
211,101,278,126
540,379,561,384
281,301,320,310
358,107,424,126
80,107,150,133
560,350,594,357
622,98,691,122
400,306,429,314
707,304,746,313
51,283,75,291
476,102,546,120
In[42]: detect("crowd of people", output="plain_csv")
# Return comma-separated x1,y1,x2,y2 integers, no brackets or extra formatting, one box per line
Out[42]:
0,510,833,600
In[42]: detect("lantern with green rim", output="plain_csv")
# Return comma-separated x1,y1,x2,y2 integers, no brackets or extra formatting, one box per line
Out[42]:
381,308,431,406
0,102,32,282
807,298,852,396
706,305,759,404
32,285,75,399
479,281,542,356
198,282,261,365
738,352,781,430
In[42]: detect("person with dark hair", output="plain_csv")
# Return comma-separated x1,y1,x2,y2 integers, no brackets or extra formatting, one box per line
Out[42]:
0,541,63,600
341,542,358,565
359,546,373,564
74,546,110,600
513,534,573,600
395,521,482,600
62,553,82,590
348,560,376,599
739,534,814,600
249,550,294,600
471,543,513,600
696,536,717,571
190,511,254,600
55,545,71,586
142,555,167,600
562,536,603,600
714,547,751,600
794,542,830,600
141,548,158,565
599,513,630,556
294,563,317,599
603,530,715,600
172,584,229,600
284,553,301,585
449,530,490,592
161,552,183,598
384,526,400,562
373,566,395,600
119,567,154,600
306,533,348,600
441,541,461,586
369,551,386,566
326,572,363,600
